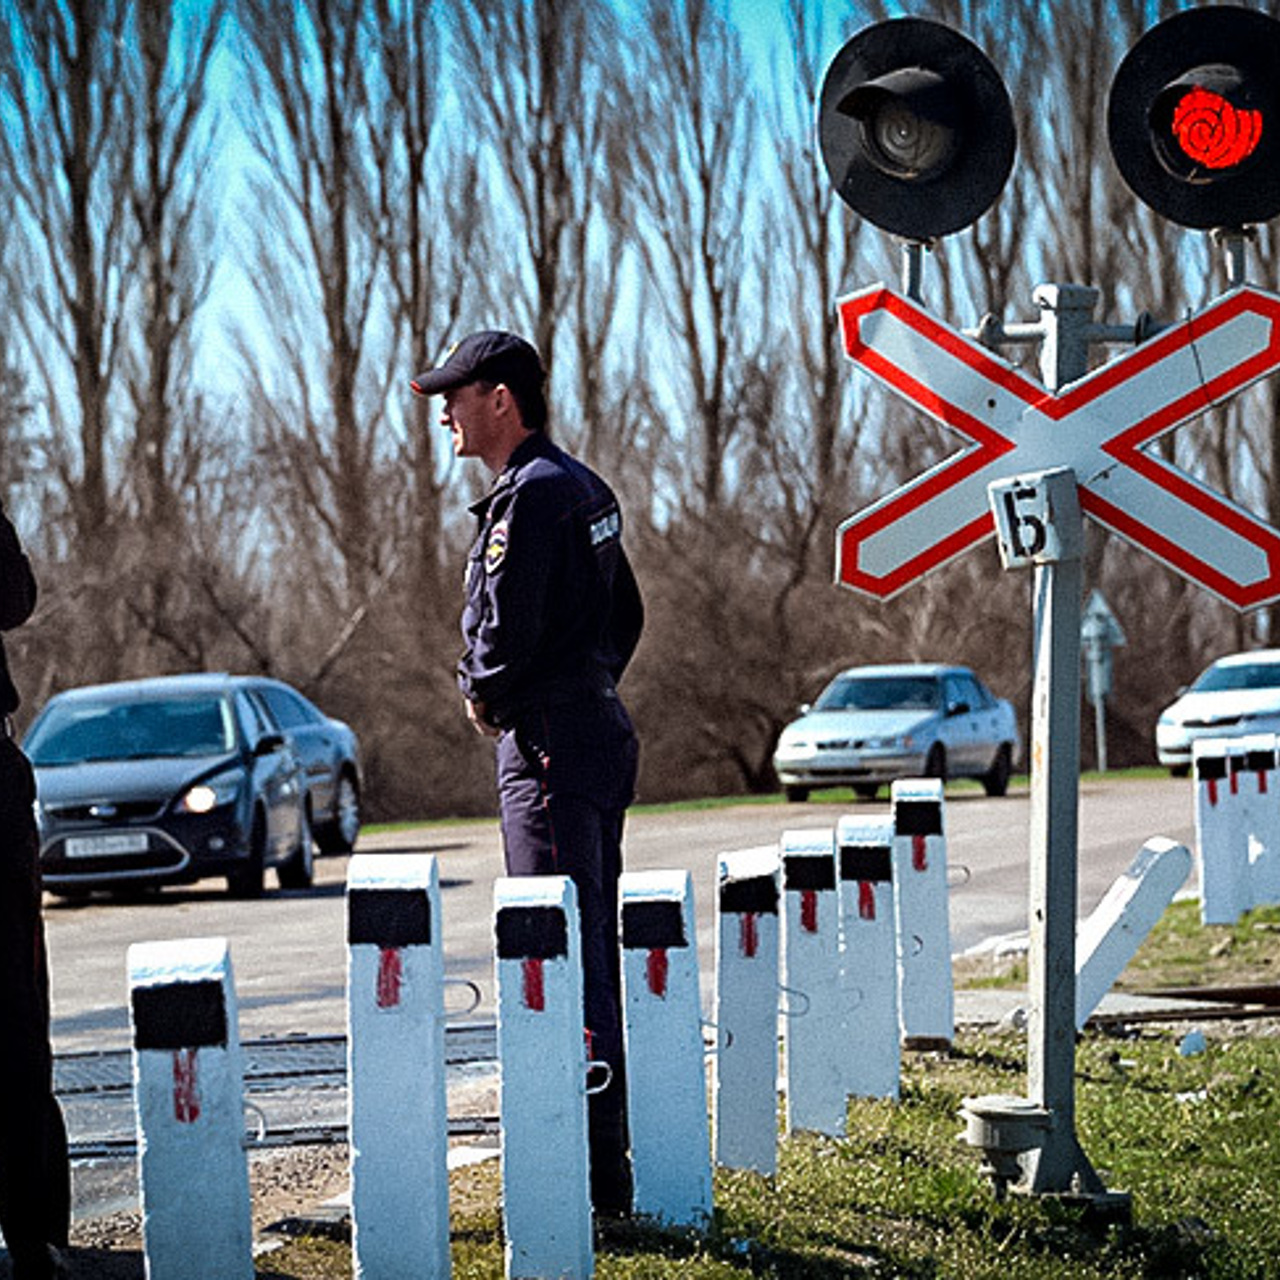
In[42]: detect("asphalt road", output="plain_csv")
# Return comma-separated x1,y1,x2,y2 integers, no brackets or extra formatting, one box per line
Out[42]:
44,774,1196,1056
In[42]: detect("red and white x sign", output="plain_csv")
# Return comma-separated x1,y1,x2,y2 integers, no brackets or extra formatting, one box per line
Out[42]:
836,284,1280,607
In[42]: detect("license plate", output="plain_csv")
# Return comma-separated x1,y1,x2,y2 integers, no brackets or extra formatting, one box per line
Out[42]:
64,832,150,859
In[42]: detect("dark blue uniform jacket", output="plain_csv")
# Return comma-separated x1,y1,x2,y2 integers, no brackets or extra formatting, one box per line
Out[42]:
459,433,642,728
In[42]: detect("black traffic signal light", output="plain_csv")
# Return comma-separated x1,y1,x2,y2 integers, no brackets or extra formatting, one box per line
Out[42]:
818,18,1016,242
1108,6,1280,230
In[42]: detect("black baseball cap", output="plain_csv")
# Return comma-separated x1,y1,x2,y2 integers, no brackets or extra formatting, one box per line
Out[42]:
410,330,545,398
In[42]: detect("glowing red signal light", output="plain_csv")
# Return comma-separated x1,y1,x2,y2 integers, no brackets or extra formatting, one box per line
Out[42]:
1171,86,1263,169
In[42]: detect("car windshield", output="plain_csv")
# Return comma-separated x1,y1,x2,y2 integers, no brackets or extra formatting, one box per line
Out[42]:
1191,663,1280,694
814,675,941,712
26,695,235,765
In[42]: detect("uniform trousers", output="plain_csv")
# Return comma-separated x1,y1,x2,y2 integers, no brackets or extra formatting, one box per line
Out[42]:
0,739,69,1279
496,692,638,1213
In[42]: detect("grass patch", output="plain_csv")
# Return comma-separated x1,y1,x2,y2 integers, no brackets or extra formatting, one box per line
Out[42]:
261,1024,1280,1277
263,823,1280,1278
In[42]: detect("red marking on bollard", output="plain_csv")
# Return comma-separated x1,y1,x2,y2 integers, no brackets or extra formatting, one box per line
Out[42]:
1208,778,1219,806
1230,770,1239,796
912,834,928,873
172,1048,200,1124
859,881,876,921
740,911,759,958
646,948,669,997
1260,771,1269,794
522,958,545,1011
801,890,819,934
376,947,403,1008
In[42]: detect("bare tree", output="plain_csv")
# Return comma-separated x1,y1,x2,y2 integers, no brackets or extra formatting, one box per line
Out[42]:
117,0,228,664
233,0,394,606
0,3,131,555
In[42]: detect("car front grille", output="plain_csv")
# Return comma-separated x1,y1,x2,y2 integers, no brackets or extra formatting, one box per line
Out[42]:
47,799,167,823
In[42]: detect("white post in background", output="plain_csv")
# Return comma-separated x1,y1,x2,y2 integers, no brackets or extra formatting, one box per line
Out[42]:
494,876,593,1280
836,815,899,1100
1239,735,1280,908
1075,838,1193,1029
128,937,253,1280
780,828,845,1136
619,869,712,1229
347,853,450,1280
890,780,953,1048
1194,737,1248,925
713,847,780,1175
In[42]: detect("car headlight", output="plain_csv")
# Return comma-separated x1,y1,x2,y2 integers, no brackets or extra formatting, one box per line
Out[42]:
179,770,241,815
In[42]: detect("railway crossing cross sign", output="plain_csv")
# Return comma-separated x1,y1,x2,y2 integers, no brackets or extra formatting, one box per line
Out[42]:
835,283,1280,609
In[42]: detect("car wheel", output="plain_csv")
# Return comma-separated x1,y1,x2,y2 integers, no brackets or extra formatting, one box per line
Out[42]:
982,744,1013,797
227,811,266,898
854,784,880,800
784,785,810,803
924,744,947,781
315,772,361,854
1169,764,1190,779
277,808,314,890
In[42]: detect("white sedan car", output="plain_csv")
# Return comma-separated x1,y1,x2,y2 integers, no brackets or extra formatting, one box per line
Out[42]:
773,663,1021,802
1155,649,1280,775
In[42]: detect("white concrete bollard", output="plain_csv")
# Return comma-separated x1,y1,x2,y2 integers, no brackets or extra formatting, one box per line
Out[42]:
712,847,780,1175
347,853,450,1279
1194,737,1248,925
1075,838,1193,1029
780,828,845,1137
891,779,953,1048
128,936,253,1280
836,815,900,1101
1239,735,1280,908
494,875,592,1280
619,869,712,1229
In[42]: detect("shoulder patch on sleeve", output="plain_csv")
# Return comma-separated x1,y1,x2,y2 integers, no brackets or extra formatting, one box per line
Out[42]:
485,519,510,573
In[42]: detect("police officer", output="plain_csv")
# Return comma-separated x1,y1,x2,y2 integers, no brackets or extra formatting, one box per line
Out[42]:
412,331,643,1216
0,506,69,1279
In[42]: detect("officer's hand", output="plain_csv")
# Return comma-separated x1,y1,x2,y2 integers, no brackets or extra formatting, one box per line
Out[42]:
466,698,500,738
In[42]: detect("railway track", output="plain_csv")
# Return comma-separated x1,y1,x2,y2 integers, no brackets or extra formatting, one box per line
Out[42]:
58,1022,499,1159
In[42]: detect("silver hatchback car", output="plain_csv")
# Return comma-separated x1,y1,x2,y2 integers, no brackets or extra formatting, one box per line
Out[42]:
773,663,1020,802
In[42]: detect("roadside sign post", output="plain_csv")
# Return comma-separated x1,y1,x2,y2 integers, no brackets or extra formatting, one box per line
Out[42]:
1081,591,1126,772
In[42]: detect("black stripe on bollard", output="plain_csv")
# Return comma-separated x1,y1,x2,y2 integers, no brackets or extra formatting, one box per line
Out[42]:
495,905,569,960
1195,755,1227,781
840,844,892,882
347,887,432,947
1247,749,1276,772
719,874,779,915
894,800,942,837
1230,753,1249,775
132,980,228,1051
783,854,836,892
621,899,687,949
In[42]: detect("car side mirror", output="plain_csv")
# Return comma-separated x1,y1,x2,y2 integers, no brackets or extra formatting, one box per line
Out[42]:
947,700,970,717
254,731,286,757
799,703,812,715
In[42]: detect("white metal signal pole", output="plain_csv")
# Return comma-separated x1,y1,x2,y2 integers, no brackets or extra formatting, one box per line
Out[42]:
984,285,1124,1201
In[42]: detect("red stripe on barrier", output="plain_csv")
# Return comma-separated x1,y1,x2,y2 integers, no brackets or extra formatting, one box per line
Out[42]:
172,1048,200,1124
1208,778,1218,806
1260,772,1269,794
801,890,819,934
912,834,928,873
522,958,545,1011
376,947,403,1008
646,948,669,997
859,881,876,921
740,911,759,958
1231,771,1239,796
